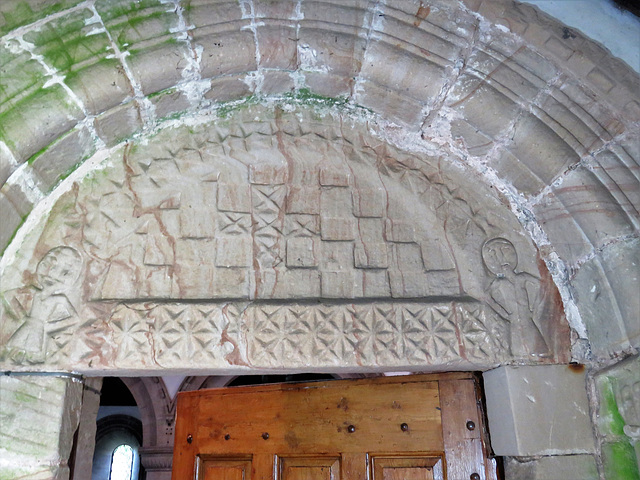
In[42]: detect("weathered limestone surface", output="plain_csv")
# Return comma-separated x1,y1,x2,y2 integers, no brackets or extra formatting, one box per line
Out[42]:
483,365,595,456
595,355,640,480
0,107,569,373
0,374,82,480
503,455,599,480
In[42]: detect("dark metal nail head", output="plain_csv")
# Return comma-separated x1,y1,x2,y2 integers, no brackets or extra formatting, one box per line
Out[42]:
401,423,409,432
470,473,480,480
466,420,476,431
187,434,193,444
347,425,356,433
262,432,270,440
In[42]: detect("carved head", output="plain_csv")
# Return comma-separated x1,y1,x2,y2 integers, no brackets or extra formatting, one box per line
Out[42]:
482,238,518,277
35,247,83,289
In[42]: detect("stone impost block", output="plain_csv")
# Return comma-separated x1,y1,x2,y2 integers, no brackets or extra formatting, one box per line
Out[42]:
483,365,595,456
0,374,83,480
503,454,598,480
573,238,640,358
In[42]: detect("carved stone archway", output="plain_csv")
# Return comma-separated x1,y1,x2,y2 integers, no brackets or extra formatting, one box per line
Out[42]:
0,0,638,478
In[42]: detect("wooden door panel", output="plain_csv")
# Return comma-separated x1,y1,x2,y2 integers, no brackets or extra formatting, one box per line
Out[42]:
198,458,252,480
193,380,442,454
279,457,340,480
372,457,443,480
173,374,494,480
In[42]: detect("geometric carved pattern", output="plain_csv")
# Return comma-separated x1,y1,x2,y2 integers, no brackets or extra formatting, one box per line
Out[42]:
0,111,570,372
91,301,509,370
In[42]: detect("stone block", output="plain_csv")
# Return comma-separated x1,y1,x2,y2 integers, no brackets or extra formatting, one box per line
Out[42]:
1,173,38,217
0,46,46,109
362,270,390,297
378,13,466,68
185,0,244,28
30,126,95,192
67,58,132,115
352,187,385,218
483,365,595,456
355,80,426,127
298,26,365,88
216,236,251,267
261,70,296,95
503,455,598,480
206,74,253,103
0,191,22,252
505,112,581,187
573,238,640,357
286,237,317,268
534,166,636,260
198,30,257,79
320,241,354,271
0,375,82,479
0,143,18,185
354,242,388,269
150,88,192,120
274,269,321,298
23,8,110,72
447,74,521,138
286,186,321,214
0,84,83,163
257,25,297,70
388,270,430,297
489,148,546,196
128,43,192,96
94,102,143,147
320,216,355,241
321,270,363,298
593,146,640,226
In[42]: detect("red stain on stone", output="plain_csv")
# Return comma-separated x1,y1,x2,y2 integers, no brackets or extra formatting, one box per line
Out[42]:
414,3,430,27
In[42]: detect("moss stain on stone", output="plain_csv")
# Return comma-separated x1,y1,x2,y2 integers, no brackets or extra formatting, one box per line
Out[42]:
0,0,83,37
602,441,640,480
599,377,627,436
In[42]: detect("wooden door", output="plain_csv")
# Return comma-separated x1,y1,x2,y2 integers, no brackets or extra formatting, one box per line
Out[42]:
172,374,496,480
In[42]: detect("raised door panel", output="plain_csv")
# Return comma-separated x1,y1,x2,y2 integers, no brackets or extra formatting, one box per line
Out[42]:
279,457,340,480
198,458,252,480
372,456,444,480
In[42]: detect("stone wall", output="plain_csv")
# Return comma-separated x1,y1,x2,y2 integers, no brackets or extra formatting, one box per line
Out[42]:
0,374,82,480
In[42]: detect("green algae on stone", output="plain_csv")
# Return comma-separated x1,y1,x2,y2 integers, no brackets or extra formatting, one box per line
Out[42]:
598,376,628,437
95,0,178,51
602,441,640,480
0,0,84,37
22,8,110,74
0,84,83,161
0,45,47,109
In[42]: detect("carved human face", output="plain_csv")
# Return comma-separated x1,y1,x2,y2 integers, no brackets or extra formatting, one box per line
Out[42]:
35,247,83,288
482,238,518,276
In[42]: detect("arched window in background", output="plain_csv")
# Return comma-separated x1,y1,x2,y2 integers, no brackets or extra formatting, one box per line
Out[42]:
109,444,134,480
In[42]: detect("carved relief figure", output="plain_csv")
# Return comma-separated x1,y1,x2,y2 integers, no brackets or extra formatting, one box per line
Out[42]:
482,238,550,358
2,247,83,364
